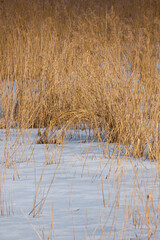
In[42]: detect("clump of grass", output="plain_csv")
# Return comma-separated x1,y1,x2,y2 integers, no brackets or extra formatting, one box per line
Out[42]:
0,0,159,159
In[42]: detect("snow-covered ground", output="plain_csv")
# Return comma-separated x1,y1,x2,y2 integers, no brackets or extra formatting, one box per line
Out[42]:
0,129,160,240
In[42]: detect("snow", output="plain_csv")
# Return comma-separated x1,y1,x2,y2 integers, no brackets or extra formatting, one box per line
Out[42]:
0,129,160,239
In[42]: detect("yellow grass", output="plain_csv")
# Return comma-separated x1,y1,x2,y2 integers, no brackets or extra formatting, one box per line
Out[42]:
0,0,160,159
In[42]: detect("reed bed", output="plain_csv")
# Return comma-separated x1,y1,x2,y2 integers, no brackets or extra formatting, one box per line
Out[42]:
0,1,160,237
0,0,160,160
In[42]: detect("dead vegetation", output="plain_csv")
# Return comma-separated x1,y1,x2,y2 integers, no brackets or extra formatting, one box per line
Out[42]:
0,0,160,159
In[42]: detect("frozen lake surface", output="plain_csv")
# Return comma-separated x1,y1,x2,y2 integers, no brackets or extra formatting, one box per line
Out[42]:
0,129,160,239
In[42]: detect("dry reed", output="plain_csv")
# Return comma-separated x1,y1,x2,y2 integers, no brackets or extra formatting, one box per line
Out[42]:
0,0,159,160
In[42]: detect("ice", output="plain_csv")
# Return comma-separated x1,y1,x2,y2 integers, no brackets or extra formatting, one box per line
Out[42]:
0,129,160,239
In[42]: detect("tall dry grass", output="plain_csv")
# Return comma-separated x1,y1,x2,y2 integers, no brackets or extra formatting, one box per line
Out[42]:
0,0,160,160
